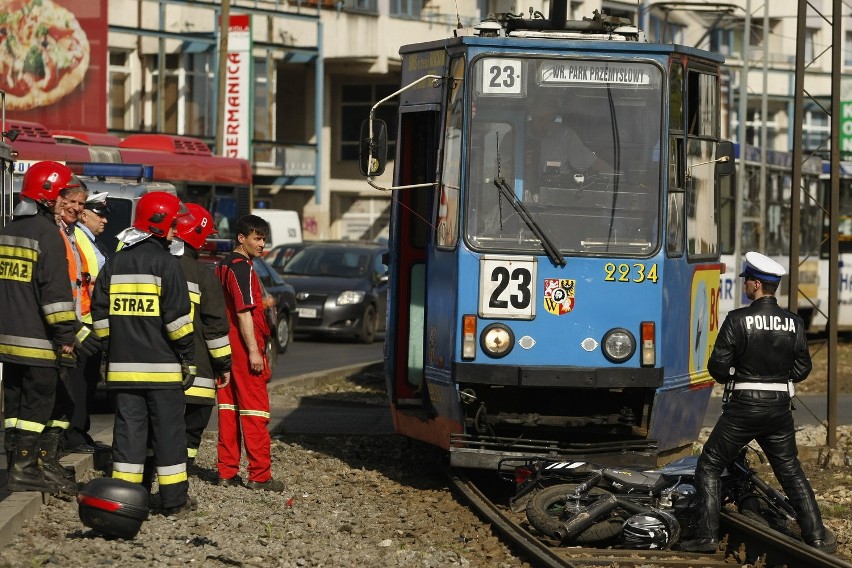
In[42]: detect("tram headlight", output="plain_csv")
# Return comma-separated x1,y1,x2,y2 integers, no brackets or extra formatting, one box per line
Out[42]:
602,328,636,364
480,323,514,358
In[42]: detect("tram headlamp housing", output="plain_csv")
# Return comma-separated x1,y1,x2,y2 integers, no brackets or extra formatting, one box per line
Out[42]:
480,323,514,358
602,328,636,364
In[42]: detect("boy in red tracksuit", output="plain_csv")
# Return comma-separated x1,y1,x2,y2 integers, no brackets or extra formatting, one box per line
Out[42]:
214,215,284,491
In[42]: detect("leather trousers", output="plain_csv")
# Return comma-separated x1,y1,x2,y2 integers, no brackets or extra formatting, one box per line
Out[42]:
694,390,826,543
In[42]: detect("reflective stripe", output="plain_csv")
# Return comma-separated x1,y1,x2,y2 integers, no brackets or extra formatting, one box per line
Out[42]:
192,377,216,389
0,235,39,253
209,345,232,359
187,447,198,458
16,419,44,433
42,301,75,315
111,273,162,287
733,382,789,392
158,470,188,486
108,371,182,383
239,410,271,419
0,343,56,361
44,311,76,325
4,417,18,429
45,419,69,429
186,386,215,399
113,461,145,474
206,335,230,349
113,471,144,483
93,318,110,338
157,463,186,477
218,404,236,411
166,315,193,341
76,326,91,343
0,334,55,350
110,362,182,373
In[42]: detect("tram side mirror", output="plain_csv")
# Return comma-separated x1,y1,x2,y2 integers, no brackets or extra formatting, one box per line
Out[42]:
715,140,735,177
359,119,388,177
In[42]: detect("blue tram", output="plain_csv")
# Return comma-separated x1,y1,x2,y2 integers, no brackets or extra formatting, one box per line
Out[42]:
361,8,735,469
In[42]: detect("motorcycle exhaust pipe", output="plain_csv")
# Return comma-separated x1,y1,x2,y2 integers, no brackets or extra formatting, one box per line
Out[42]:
555,494,619,542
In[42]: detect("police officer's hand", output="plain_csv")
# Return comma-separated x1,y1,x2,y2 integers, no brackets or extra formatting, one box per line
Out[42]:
75,325,101,358
180,359,197,390
216,371,231,389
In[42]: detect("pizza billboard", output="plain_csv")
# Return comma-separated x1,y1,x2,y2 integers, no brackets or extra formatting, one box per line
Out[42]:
2,0,108,133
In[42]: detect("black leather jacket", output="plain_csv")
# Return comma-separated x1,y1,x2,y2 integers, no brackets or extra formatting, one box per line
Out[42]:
707,296,811,385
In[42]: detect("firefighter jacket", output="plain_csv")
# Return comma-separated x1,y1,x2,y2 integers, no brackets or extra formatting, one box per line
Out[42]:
708,296,811,385
91,237,195,389
0,206,76,367
178,247,232,405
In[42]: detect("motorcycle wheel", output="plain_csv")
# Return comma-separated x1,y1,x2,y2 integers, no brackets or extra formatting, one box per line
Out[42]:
526,483,623,544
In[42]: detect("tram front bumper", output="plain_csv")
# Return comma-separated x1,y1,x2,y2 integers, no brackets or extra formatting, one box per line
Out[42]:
454,363,663,388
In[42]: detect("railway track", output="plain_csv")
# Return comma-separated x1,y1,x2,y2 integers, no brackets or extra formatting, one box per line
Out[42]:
447,468,852,568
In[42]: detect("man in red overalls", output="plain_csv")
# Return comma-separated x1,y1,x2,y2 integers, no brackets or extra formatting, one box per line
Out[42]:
214,215,284,491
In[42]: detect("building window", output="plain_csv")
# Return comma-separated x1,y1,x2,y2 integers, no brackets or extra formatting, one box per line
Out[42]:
390,0,423,19
344,0,377,13
340,84,398,161
845,31,852,67
805,28,816,64
148,52,214,137
802,107,829,153
109,50,133,131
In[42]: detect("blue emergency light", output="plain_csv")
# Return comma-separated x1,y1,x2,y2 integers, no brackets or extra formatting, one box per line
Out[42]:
68,162,154,181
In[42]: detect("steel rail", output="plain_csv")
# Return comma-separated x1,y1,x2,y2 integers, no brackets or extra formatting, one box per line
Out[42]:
449,467,852,568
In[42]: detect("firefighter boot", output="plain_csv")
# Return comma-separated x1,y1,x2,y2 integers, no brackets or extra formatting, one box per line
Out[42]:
38,428,78,493
6,432,63,493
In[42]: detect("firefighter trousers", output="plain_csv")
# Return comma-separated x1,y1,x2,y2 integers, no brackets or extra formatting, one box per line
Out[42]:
3,363,73,435
185,403,213,460
112,389,188,508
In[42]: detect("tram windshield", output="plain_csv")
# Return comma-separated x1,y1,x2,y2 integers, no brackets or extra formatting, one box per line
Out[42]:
465,58,663,257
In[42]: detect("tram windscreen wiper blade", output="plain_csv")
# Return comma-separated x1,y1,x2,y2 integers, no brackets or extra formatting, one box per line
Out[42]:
493,177,566,267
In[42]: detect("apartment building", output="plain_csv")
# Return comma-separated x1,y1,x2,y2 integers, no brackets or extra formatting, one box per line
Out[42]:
7,1,841,240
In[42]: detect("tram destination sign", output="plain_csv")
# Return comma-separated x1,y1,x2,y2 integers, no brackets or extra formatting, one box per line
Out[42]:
540,61,650,85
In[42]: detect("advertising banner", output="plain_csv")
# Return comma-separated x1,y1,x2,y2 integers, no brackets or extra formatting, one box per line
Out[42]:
221,13,252,160
2,0,108,132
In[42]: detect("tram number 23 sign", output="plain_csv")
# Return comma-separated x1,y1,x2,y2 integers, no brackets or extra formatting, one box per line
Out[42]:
479,256,537,319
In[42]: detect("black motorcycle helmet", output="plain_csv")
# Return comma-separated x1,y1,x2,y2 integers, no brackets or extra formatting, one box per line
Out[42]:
621,510,681,550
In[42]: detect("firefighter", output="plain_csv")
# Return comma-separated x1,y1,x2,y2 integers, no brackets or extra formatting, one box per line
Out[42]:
215,215,284,491
90,191,197,516
172,203,232,467
0,161,79,493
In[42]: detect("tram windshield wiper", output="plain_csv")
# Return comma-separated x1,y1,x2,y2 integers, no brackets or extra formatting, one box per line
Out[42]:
493,177,566,267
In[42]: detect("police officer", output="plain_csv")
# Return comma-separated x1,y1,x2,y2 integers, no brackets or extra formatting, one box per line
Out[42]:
90,191,197,516
1,161,79,493
64,191,111,453
172,203,232,467
681,252,835,553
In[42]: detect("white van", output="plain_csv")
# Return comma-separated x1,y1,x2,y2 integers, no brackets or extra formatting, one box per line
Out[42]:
251,208,303,247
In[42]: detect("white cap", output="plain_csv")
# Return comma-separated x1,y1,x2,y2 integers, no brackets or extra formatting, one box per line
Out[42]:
739,251,786,283
84,192,110,215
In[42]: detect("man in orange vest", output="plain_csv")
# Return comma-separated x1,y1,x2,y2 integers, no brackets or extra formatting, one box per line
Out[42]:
55,185,102,454
66,192,112,453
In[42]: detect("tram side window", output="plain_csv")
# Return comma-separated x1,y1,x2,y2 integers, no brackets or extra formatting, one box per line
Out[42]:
436,58,465,249
667,137,685,257
666,62,685,257
685,70,719,258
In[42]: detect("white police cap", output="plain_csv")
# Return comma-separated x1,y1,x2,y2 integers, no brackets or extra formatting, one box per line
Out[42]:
739,251,786,283
84,191,110,215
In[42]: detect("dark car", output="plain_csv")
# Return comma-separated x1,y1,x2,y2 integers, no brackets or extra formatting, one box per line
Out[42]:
264,242,308,274
199,254,296,356
281,241,388,343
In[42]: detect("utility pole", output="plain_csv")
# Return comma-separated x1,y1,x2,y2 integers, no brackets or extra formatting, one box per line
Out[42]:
216,0,231,155
733,0,751,308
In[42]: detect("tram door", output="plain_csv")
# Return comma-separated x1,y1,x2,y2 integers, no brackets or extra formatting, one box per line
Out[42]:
389,109,440,405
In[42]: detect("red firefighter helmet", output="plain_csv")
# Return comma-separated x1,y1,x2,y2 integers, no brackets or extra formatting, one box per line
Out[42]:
132,191,191,237
20,161,80,205
175,203,218,249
